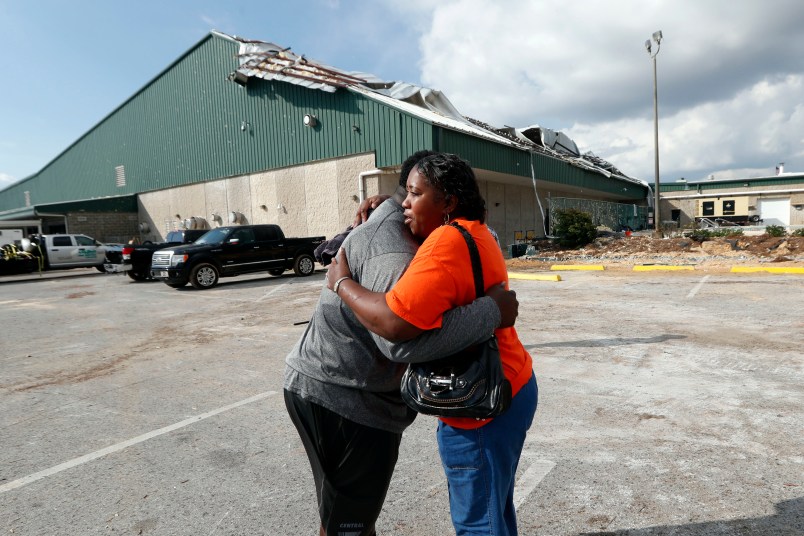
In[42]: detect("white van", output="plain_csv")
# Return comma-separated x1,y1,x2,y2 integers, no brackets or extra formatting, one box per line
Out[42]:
29,234,109,270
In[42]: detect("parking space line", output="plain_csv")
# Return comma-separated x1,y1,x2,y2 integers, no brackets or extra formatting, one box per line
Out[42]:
256,284,288,302
0,390,277,494
514,458,556,510
686,275,711,299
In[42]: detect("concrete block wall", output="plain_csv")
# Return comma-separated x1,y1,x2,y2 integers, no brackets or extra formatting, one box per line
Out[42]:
137,153,376,242
134,153,546,250
66,212,139,244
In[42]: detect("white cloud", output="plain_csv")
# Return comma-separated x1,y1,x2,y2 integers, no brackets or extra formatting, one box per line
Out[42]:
0,173,17,188
567,75,804,181
402,0,804,179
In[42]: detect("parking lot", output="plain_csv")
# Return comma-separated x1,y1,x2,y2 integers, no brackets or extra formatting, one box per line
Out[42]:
1,268,802,535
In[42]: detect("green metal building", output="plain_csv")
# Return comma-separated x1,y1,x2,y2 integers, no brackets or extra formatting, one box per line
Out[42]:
658,171,804,228
0,31,650,246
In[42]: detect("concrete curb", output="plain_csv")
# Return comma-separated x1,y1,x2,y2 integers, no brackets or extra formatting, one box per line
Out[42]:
508,272,562,282
0,268,104,285
549,265,605,271
511,265,804,276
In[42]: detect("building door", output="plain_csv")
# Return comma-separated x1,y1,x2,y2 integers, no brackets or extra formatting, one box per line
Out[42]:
757,198,790,226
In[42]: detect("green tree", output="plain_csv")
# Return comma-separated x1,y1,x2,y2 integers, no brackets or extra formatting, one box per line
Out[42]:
554,209,597,248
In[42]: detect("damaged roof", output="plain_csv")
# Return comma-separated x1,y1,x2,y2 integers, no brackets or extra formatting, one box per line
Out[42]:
218,31,644,187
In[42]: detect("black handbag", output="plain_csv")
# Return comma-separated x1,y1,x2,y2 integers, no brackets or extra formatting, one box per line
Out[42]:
400,222,512,419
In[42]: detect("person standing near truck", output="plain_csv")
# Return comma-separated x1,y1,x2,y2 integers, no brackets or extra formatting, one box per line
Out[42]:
283,150,519,536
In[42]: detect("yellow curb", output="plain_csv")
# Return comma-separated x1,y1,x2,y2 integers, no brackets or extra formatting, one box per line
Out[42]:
508,272,562,282
731,266,804,274
549,265,605,271
632,265,695,271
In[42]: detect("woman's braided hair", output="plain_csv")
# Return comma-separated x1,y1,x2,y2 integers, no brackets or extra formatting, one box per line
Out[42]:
415,153,486,223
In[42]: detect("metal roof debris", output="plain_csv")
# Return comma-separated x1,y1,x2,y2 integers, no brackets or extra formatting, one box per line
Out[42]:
220,31,644,186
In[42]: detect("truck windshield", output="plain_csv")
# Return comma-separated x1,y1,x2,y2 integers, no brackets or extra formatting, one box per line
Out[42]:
194,229,229,245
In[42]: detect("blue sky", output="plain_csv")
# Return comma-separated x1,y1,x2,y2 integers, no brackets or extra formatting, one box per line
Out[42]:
2,0,803,190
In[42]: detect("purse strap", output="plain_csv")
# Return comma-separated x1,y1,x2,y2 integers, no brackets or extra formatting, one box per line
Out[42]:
449,221,484,298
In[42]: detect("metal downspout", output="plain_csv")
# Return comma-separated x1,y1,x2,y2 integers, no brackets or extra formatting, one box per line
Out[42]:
357,169,396,202
530,153,548,236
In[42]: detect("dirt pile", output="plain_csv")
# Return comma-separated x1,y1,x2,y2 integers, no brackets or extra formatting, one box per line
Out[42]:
506,234,804,269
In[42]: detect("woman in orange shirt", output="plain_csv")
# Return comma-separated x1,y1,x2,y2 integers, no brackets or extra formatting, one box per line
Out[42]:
326,153,538,536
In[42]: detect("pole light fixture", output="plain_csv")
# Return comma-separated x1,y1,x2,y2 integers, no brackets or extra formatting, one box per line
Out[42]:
645,30,663,236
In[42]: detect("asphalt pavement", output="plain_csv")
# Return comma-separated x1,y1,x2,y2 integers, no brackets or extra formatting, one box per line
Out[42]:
0,268,802,535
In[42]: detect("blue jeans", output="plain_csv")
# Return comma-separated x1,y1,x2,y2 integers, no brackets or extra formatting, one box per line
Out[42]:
437,374,538,536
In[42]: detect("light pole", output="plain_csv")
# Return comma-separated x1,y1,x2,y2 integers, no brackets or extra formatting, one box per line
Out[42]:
645,30,662,236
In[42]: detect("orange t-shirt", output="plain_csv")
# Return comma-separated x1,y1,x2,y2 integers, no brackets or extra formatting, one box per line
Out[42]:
386,218,534,429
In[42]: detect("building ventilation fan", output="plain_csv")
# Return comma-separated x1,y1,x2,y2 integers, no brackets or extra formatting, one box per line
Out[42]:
183,217,206,230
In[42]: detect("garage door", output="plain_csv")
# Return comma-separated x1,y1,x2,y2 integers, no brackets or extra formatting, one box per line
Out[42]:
758,198,790,225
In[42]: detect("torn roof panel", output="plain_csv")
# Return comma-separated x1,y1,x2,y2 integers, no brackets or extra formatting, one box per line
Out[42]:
231,36,382,92
348,84,525,150
220,31,645,187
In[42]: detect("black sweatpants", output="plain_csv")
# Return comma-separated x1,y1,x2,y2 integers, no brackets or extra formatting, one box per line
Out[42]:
284,390,402,536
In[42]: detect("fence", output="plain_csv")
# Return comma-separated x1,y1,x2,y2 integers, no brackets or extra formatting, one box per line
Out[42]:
549,197,648,233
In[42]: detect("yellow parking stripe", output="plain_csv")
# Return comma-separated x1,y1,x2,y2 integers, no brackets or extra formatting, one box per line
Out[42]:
730,266,804,274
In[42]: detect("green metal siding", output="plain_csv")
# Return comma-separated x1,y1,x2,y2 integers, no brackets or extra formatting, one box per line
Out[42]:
0,31,647,213
439,128,530,175
661,174,804,193
38,196,138,214
661,183,692,192
438,128,646,201
530,151,645,199
0,34,438,213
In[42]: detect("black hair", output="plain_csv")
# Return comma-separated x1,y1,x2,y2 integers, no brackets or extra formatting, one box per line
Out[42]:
415,153,486,223
399,150,438,187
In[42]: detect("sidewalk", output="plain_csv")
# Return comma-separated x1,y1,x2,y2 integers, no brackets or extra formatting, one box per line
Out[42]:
0,268,104,285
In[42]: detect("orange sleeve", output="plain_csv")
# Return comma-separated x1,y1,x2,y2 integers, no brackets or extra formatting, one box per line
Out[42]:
386,225,474,330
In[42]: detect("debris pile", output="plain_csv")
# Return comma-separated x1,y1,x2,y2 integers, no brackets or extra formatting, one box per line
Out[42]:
507,234,804,268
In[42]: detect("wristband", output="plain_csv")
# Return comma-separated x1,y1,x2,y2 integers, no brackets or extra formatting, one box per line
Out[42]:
333,276,350,294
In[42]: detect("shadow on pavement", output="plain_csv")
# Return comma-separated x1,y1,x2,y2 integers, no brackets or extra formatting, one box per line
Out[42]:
524,334,686,349
579,496,803,535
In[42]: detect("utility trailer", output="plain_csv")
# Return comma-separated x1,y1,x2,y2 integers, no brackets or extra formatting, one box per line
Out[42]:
694,197,762,225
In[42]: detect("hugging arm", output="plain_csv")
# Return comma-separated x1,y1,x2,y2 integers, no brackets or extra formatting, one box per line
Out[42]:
371,296,499,363
326,248,519,345
327,249,420,341
351,194,391,227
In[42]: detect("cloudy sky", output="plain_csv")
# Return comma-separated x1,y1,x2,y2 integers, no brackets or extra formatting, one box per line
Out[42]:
1,0,802,190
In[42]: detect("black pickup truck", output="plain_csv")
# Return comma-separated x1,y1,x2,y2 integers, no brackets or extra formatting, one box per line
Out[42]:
104,229,207,281
150,224,325,289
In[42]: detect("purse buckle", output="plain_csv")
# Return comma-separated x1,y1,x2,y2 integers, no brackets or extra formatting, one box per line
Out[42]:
427,372,466,391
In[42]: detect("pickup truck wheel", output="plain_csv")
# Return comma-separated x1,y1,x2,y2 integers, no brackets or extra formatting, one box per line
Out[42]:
127,271,148,281
293,254,315,276
190,263,219,289
95,265,107,273
268,268,284,276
